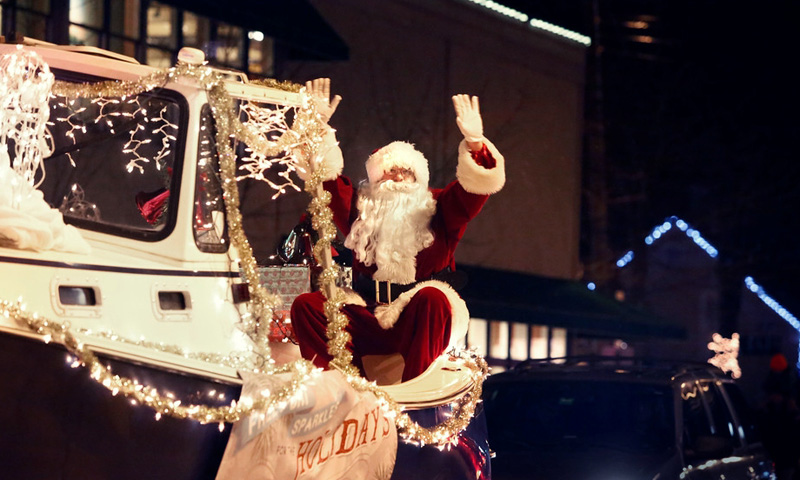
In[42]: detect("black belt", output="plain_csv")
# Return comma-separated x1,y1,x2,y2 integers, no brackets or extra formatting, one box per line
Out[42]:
353,268,466,305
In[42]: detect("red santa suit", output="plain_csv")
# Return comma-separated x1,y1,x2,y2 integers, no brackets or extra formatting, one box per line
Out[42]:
291,130,505,382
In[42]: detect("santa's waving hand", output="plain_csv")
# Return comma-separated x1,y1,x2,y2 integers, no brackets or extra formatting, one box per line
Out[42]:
306,77,341,123
452,94,485,151
295,79,344,181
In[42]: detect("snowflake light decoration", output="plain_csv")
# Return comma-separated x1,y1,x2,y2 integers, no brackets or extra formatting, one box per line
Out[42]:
708,332,741,379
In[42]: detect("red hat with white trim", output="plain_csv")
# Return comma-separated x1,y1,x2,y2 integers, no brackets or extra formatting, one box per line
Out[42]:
365,141,429,187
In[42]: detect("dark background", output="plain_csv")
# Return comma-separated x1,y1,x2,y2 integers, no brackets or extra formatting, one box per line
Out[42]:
501,0,800,313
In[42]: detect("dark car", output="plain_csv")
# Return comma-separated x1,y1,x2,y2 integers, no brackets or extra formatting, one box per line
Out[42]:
483,357,775,480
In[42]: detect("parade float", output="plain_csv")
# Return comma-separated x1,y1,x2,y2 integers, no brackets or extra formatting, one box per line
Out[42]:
0,41,489,479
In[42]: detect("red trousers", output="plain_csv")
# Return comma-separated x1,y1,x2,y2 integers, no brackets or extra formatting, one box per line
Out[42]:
290,287,452,382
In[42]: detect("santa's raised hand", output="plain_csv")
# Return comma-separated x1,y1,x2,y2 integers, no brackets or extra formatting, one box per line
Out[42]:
293,78,344,182
452,94,484,151
305,78,342,123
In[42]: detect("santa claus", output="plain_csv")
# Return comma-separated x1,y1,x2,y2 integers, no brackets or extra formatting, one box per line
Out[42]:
291,79,505,383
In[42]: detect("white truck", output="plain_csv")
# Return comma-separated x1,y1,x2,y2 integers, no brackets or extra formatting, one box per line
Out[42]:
0,41,488,479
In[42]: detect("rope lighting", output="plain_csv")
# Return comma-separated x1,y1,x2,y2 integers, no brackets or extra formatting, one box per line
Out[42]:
460,0,591,46
745,276,800,370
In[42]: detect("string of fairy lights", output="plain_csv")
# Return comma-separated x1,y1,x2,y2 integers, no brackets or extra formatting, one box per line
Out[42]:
0,47,487,447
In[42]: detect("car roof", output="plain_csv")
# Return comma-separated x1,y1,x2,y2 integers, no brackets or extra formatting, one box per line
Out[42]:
485,356,731,387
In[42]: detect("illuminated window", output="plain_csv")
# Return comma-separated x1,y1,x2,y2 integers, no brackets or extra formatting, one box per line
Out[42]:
489,320,509,359
69,0,102,28
67,0,102,47
530,325,548,358
146,47,172,68
147,1,177,49
550,327,567,358
183,11,210,50
248,31,274,76
69,24,98,46
467,318,488,357
214,22,243,68
2,1,276,77
509,322,528,361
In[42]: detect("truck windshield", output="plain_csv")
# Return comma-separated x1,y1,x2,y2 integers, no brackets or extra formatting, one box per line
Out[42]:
484,379,675,454
37,83,186,241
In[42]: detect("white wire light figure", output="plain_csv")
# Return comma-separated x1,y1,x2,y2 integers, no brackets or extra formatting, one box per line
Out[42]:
0,46,54,209
708,332,742,379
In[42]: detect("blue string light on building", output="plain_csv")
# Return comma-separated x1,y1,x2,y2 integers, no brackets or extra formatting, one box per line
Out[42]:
640,216,719,258
745,277,800,370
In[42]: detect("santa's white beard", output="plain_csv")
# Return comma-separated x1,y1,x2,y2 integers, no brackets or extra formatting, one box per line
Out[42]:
344,180,436,284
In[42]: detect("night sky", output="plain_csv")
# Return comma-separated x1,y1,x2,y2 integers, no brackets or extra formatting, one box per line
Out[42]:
502,0,800,312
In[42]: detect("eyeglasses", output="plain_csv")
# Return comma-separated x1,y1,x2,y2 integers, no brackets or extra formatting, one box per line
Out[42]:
382,167,416,182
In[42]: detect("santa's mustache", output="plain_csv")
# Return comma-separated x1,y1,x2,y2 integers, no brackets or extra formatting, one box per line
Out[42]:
375,179,419,193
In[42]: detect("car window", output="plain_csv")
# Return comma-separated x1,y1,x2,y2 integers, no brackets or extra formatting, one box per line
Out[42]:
721,382,761,444
484,379,674,453
702,381,741,447
681,380,738,457
681,381,710,448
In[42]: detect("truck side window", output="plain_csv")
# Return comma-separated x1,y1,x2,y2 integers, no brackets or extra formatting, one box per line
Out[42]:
39,85,185,240
193,104,228,252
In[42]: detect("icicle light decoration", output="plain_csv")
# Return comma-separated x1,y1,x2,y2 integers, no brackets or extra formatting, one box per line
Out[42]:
0,46,54,207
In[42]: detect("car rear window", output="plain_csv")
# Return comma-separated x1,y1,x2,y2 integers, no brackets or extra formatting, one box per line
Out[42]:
484,379,675,453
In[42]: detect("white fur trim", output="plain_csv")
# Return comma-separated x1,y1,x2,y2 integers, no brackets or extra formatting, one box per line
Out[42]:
372,280,469,349
365,141,429,187
297,126,343,182
456,138,505,195
340,287,367,307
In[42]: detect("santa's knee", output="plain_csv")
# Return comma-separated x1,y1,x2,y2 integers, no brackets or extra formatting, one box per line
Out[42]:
290,292,327,333
412,286,449,307
406,287,451,325
291,291,323,316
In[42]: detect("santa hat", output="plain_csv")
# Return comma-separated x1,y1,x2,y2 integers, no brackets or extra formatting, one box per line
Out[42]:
365,141,429,187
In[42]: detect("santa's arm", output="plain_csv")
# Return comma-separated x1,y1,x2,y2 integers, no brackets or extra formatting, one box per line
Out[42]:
295,78,357,233
435,141,504,240
456,137,505,195
295,78,344,183
431,95,505,242
451,94,505,195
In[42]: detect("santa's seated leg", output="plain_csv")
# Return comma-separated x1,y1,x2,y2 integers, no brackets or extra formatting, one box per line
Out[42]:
390,287,453,382
291,291,398,377
290,291,334,370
